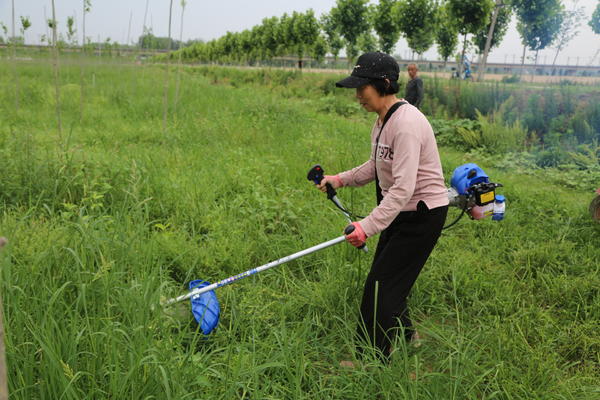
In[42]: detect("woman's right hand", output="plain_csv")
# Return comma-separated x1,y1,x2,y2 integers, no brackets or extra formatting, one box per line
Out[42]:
316,175,343,193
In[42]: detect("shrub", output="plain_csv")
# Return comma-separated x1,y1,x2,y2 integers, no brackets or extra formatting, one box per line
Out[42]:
501,74,521,83
456,110,527,153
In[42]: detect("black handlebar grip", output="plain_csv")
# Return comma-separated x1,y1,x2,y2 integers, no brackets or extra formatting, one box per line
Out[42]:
344,225,355,235
308,164,337,200
307,164,324,184
344,225,366,250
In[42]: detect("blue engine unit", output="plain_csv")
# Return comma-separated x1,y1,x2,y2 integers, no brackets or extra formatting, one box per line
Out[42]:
451,163,489,196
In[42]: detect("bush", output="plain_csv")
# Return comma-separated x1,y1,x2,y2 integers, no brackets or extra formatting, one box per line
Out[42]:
501,74,521,83
455,110,528,153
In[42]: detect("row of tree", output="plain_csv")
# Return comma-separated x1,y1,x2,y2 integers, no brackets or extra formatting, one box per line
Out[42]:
2,0,600,75
165,0,600,78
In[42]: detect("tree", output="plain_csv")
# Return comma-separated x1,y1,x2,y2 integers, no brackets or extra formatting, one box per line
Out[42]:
373,0,401,54
311,34,328,63
19,16,31,44
66,16,76,45
0,22,7,43
435,4,459,66
590,1,600,65
591,1,600,34
551,1,585,67
290,10,320,69
260,16,281,60
357,31,378,52
331,0,371,63
514,0,564,71
320,12,344,61
395,0,438,58
47,19,57,46
138,31,182,50
474,0,511,81
448,0,494,76
82,0,91,51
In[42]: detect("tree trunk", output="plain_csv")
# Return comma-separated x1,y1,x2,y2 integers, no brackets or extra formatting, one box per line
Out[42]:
162,0,173,136
175,1,186,113
458,33,467,78
477,0,502,82
520,44,526,76
531,49,539,82
80,0,87,122
51,0,62,141
589,47,600,66
0,238,8,400
11,0,19,111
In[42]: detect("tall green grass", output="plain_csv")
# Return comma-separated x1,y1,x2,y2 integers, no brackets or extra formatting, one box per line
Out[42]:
0,59,599,399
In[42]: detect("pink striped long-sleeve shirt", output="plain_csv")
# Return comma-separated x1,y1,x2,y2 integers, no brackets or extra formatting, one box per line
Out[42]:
338,102,449,237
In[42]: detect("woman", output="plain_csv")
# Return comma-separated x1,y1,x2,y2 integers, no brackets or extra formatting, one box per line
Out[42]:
316,52,449,361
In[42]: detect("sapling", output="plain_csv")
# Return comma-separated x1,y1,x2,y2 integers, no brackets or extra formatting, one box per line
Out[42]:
11,0,18,111
19,16,30,44
163,0,174,136
80,0,91,122
174,0,187,113
0,236,8,400
51,0,62,140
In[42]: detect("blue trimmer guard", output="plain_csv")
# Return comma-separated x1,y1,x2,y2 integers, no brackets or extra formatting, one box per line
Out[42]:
189,280,220,335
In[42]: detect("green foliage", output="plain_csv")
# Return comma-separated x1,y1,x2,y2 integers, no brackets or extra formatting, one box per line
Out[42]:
473,3,512,54
19,16,31,44
139,30,182,50
169,10,323,67
66,16,76,45
372,0,401,54
501,74,521,83
590,0,600,34
395,0,438,55
430,117,479,148
434,4,459,62
551,3,586,64
356,32,378,53
514,0,564,52
447,0,494,35
456,110,528,153
290,10,321,63
331,0,371,62
320,12,344,60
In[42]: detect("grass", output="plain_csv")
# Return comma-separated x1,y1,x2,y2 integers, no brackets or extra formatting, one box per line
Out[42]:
0,57,599,399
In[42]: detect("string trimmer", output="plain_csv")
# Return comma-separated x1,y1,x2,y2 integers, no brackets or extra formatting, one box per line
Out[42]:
163,225,360,334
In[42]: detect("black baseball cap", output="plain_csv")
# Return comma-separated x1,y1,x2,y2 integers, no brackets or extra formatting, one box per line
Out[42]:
336,52,400,88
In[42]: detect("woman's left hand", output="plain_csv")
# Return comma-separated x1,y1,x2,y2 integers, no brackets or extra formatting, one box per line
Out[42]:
345,222,367,248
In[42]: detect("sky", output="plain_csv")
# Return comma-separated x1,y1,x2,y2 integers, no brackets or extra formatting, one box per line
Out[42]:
0,0,598,65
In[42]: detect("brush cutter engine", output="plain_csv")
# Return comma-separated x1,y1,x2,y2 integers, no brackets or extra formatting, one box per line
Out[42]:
448,163,505,222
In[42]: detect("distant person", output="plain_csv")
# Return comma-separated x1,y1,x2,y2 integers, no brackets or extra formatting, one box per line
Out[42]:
405,63,424,108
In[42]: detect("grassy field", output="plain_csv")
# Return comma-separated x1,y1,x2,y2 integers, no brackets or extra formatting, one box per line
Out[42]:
0,58,599,399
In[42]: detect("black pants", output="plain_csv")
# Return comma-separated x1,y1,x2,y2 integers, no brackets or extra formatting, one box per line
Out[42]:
356,202,448,357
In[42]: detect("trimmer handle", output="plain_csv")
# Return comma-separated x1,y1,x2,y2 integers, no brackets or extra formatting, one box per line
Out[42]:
307,164,336,200
344,224,366,250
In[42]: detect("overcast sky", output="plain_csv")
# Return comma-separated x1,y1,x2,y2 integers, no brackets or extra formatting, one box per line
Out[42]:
1,0,598,65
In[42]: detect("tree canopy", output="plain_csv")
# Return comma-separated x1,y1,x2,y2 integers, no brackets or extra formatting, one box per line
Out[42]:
395,0,438,56
590,1,600,34
514,0,564,52
373,0,401,54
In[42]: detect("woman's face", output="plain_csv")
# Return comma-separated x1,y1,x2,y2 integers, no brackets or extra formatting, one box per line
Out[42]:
355,84,381,112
